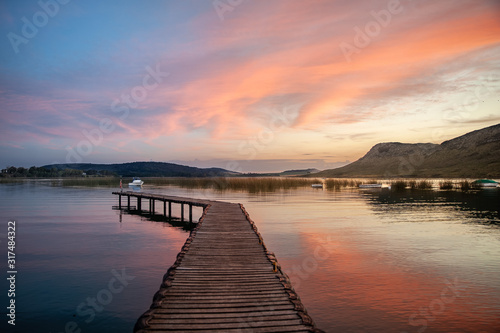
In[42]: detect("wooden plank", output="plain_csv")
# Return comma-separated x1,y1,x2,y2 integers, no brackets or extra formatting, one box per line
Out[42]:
151,314,300,324
151,310,300,319
156,304,295,314
146,325,308,333
156,296,291,303
146,319,304,329
162,290,287,297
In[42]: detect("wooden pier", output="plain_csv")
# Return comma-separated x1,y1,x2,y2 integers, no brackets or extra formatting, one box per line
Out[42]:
113,192,323,332
112,191,210,223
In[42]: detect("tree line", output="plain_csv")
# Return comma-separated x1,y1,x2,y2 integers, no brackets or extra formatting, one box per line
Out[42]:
1,166,117,178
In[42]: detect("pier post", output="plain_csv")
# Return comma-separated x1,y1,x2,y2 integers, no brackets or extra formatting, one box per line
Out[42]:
137,197,141,212
151,199,155,215
168,201,172,221
189,204,193,223
163,200,166,217
119,194,122,209
181,203,184,222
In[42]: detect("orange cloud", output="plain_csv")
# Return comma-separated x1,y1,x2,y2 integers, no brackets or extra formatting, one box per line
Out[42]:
139,0,500,141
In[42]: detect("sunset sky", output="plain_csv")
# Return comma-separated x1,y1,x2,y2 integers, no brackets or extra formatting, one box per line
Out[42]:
1,0,499,172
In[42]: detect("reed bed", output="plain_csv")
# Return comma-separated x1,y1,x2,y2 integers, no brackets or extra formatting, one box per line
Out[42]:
436,179,473,191
391,180,408,191
416,180,433,190
39,176,321,192
150,177,323,193
390,179,480,191
325,178,362,190
439,181,454,190
0,177,25,183
60,177,119,187
10,176,481,193
460,180,472,191
391,179,436,191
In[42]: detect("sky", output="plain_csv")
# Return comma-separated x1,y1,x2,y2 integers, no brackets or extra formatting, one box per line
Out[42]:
0,0,499,172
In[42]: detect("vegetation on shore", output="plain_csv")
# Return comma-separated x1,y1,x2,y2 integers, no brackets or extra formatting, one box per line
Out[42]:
0,166,115,178
324,178,362,190
19,176,323,193
1,171,491,194
146,177,322,192
388,179,479,191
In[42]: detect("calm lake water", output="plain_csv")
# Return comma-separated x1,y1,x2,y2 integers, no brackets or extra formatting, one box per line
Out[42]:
1,181,499,332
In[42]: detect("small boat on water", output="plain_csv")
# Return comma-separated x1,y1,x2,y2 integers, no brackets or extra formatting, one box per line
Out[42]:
129,177,144,187
472,179,499,188
359,184,383,189
311,184,323,188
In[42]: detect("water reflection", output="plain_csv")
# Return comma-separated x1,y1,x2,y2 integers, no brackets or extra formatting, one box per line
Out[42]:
112,205,199,231
1,183,499,333
362,189,500,225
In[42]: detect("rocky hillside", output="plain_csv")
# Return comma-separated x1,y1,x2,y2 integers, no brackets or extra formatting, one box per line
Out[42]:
313,123,500,178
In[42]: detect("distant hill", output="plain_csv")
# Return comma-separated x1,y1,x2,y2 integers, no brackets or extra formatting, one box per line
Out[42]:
42,161,240,177
277,168,320,176
243,168,321,177
312,123,500,178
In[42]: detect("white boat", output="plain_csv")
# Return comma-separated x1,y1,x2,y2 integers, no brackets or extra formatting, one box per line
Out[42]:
128,177,144,186
359,184,383,188
311,184,323,188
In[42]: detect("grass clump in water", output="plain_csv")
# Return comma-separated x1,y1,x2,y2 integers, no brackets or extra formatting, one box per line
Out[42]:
416,180,433,190
391,180,408,191
459,180,472,191
325,178,361,190
439,181,454,190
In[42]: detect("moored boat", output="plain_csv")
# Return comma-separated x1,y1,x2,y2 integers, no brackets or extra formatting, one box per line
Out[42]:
472,179,499,188
129,177,144,186
311,184,323,188
359,184,383,188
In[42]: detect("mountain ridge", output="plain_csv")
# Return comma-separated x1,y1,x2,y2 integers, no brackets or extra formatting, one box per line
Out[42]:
312,123,500,178
42,161,239,177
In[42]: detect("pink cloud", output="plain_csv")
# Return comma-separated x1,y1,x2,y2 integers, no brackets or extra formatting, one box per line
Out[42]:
132,0,500,140
2,0,499,156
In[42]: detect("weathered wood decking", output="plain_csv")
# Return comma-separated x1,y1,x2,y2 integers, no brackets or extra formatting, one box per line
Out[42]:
113,192,323,332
